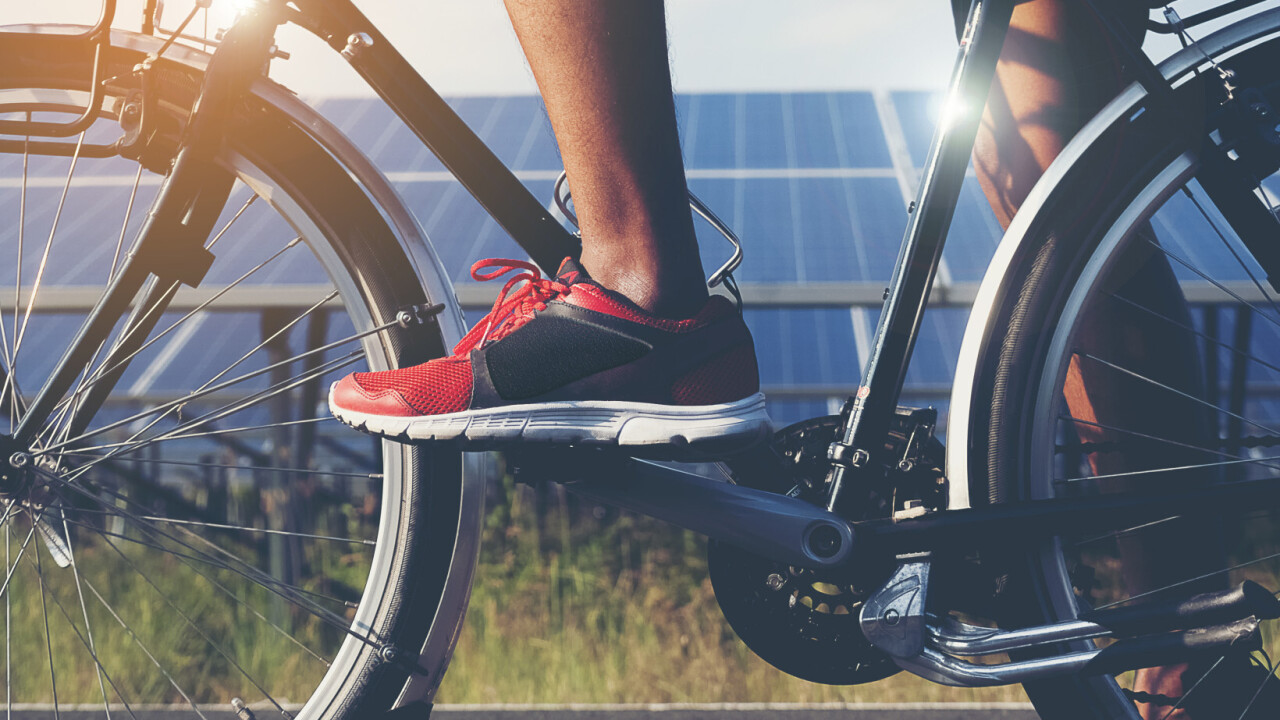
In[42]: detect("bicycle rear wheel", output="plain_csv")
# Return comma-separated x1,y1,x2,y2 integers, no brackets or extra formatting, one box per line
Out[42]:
0,26,473,717
959,13,1280,720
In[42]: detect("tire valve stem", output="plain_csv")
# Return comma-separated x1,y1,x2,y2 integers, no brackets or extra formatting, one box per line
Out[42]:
231,697,256,720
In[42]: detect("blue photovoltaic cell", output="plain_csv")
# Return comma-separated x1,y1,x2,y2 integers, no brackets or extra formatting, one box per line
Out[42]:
1154,189,1256,284
738,178,800,282
743,94,788,168
681,93,739,168
906,309,968,389
138,312,271,393
828,93,894,168
767,399,837,429
788,93,845,169
890,91,939,167
807,177,910,282
392,181,492,283
942,178,1003,282
744,308,860,388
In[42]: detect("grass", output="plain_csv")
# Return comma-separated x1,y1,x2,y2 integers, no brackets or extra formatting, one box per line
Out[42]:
7,459,1278,708
438,465,1028,704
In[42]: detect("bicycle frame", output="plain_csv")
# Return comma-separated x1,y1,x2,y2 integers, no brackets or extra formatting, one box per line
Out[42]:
8,0,1280,697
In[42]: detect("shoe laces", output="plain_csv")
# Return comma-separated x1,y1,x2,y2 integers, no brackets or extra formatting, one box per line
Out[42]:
452,258,571,354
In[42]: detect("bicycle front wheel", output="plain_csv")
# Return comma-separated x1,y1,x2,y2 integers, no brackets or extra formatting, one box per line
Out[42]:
958,12,1280,720
0,26,475,718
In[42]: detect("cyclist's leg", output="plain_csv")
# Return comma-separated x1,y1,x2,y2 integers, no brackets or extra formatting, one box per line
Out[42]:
965,3,1210,717
966,0,1144,227
329,1,768,451
504,0,707,319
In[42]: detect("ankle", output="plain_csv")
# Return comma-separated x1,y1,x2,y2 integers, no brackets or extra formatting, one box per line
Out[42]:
579,254,708,319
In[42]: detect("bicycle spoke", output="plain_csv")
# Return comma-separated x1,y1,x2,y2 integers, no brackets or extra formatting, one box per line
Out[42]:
1107,292,1280,379
61,416,341,455
13,111,28,370
36,464,354,608
39,192,264,453
1097,549,1280,610
57,353,364,482
1059,453,1280,484
1145,236,1280,335
1182,186,1280,326
61,452,377,482
12,131,86,370
1059,414,1277,469
4,528,9,717
90,532,288,718
55,236,302,423
0,504,37,603
33,539,59,718
61,511,112,718
74,516,331,667
66,509,374,546
59,516,358,624
6,526,137,720
50,287,342,461
41,476,372,640
1075,351,1280,441
45,163,149,455
1236,660,1279,720
56,352,363,483
79,573,209,720
40,315,372,456
1158,654,1226,720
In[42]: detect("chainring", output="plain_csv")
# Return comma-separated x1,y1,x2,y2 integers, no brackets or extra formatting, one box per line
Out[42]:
710,416,899,685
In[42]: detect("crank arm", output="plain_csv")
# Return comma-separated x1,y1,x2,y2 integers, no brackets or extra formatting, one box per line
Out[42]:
510,448,855,569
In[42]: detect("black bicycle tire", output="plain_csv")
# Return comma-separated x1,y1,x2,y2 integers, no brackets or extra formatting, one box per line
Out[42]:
970,29,1280,720
0,29,464,718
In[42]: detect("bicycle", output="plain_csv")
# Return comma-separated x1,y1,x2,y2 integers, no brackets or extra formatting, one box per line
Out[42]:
2,0,1280,717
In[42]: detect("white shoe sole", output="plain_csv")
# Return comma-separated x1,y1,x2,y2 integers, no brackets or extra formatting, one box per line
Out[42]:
330,387,772,452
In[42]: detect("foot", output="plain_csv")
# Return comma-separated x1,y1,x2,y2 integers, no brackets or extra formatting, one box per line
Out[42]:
329,257,770,455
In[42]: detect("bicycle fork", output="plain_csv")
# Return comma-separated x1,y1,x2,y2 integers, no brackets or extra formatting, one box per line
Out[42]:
3,5,280,452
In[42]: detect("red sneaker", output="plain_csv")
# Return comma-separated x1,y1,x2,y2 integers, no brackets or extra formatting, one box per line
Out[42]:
329,257,770,453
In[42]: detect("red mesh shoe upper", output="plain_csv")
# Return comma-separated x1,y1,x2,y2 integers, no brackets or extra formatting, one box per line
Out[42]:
349,356,473,415
671,342,760,405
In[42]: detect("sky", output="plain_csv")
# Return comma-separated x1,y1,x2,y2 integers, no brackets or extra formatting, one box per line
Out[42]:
6,1,1275,97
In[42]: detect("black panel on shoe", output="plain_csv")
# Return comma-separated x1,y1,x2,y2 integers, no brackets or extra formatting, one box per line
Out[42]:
484,315,651,401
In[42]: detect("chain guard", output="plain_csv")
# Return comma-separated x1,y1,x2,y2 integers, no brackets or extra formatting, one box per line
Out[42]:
710,416,899,685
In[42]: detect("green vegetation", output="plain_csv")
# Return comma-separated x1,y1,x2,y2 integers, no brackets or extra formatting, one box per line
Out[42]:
439,468,1027,704
7,462,1277,708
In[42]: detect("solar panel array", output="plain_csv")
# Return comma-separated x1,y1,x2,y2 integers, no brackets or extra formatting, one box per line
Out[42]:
5,88,1277,453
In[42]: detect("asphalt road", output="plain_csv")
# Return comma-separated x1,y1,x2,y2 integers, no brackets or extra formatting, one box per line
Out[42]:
0,703,1041,719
